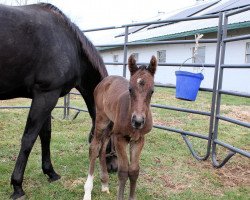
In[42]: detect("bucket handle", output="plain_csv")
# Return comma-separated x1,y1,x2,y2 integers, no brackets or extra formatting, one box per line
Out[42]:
179,56,204,72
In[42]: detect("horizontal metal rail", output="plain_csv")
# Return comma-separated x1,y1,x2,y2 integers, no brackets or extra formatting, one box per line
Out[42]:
97,39,218,48
104,61,215,68
123,14,220,27
223,34,250,42
217,115,250,128
214,139,250,158
151,104,211,116
0,105,66,109
226,5,250,16
0,106,30,109
155,84,214,92
69,92,81,96
219,90,250,98
153,124,209,140
220,64,250,68
68,106,88,113
83,25,123,33
83,14,220,33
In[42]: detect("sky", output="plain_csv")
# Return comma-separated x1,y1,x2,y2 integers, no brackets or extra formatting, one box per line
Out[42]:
1,0,198,29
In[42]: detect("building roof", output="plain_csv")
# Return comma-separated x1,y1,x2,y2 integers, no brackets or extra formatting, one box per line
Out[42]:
205,0,250,14
93,0,250,49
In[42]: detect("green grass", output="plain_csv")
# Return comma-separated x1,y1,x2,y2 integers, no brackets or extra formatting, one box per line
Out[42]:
0,88,249,200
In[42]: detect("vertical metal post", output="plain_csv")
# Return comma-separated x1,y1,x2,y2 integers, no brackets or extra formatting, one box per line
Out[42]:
212,13,235,168
63,94,70,119
122,26,129,78
66,93,70,119
205,12,224,160
63,95,67,119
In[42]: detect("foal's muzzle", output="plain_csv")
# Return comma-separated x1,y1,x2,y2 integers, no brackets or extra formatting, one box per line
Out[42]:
131,114,145,129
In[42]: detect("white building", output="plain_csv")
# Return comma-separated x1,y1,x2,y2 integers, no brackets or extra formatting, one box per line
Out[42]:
88,0,250,93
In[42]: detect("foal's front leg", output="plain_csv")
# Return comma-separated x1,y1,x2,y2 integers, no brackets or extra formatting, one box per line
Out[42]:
99,135,111,193
99,124,113,194
114,136,129,200
129,136,145,200
83,115,110,200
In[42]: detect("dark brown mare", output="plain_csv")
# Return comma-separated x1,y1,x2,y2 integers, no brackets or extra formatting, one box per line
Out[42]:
0,3,116,199
83,55,157,200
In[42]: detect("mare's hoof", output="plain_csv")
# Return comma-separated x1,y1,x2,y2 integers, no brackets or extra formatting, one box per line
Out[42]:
48,173,61,182
106,155,118,173
10,189,25,200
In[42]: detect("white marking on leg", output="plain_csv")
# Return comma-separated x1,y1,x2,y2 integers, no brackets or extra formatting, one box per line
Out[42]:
83,174,94,200
101,182,110,194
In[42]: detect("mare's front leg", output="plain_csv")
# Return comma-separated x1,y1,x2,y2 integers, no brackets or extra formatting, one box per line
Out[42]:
10,89,60,200
129,136,145,200
114,136,129,200
39,114,60,182
77,88,96,143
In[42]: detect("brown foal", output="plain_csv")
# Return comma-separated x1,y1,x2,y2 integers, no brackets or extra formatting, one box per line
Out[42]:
83,55,157,200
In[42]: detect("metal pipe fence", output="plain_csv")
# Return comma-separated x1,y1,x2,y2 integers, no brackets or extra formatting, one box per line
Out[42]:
1,7,249,167
211,9,250,167
80,12,222,163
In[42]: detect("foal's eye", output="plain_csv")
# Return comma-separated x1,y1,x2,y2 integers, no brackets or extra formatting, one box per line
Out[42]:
151,90,154,95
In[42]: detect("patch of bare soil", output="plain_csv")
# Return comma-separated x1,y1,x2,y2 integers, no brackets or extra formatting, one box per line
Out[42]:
221,105,250,123
140,161,191,194
153,117,183,127
186,159,250,188
215,163,250,187
159,174,189,192
63,177,85,189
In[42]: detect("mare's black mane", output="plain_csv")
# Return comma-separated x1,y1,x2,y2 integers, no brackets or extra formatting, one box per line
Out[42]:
39,3,107,78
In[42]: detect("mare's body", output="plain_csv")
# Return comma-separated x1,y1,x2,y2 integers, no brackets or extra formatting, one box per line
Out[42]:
0,3,109,199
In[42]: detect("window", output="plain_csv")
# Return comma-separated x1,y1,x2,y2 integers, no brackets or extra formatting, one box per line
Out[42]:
113,54,119,62
246,42,250,63
193,46,206,64
157,50,166,63
131,53,139,62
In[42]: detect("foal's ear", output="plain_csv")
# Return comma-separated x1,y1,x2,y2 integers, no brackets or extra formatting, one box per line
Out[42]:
148,55,157,76
128,55,138,76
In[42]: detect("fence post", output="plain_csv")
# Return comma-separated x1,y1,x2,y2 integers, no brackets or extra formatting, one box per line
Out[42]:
63,94,70,119
63,95,67,119
204,12,224,160
212,13,236,168
66,93,70,119
122,26,129,78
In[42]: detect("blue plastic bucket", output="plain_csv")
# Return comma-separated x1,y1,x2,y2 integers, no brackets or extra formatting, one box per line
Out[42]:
175,71,204,101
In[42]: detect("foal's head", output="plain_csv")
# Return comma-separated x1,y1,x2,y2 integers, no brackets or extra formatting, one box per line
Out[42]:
128,55,157,129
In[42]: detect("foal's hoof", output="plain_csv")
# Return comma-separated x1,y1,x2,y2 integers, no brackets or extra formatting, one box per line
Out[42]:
102,187,110,194
48,172,61,182
10,189,25,200
101,183,110,194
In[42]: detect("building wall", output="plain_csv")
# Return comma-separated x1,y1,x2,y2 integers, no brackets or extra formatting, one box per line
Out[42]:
100,39,250,93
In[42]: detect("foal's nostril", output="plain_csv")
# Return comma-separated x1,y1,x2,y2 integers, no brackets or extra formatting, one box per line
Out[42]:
131,115,145,129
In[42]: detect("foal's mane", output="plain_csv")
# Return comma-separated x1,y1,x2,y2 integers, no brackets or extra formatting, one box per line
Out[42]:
39,3,108,79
